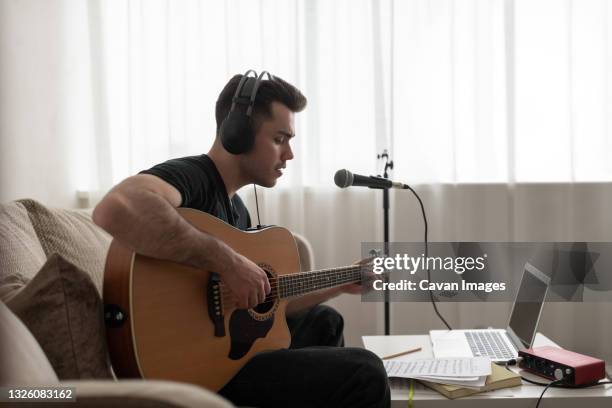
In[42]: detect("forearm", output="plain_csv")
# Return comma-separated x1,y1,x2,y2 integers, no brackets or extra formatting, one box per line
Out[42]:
286,287,342,317
93,187,233,272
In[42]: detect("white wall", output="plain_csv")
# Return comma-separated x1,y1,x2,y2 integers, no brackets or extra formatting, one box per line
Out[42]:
0,0,95,208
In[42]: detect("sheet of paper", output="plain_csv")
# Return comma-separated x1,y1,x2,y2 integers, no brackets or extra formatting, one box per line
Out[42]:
384,357,491,379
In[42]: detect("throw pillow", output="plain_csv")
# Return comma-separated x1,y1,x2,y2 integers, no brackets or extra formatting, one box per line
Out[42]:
6,254,113,380
0,201,48,301
18,199,111,293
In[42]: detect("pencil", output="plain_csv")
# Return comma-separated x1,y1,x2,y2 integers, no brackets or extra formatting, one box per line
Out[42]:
381,347,422,360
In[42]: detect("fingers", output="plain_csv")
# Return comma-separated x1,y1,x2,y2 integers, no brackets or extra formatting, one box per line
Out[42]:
242,289,265,309
257,283,266,305
233,291,257,309
243,271,269,309
251,267,268,307
237,295,250,310
255,265,271,302
264,275,271,295
224,254,274,309
248,291,259,309
234,286,259,309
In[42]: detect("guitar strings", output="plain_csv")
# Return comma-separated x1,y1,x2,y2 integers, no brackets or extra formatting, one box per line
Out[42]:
269,264,364,277
219,275,364,308
211,264,369,309
219,271,364,297
219,274,361,294
268,269,361,283
218,274,362,306
218,272,362,295
250,265,365,284
218,269,364,291
218,277,361,299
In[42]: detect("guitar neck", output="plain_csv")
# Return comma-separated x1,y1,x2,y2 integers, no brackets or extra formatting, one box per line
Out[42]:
277,265,362,298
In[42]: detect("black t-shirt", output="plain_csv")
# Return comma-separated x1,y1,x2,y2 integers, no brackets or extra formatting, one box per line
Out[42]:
140,154,251,231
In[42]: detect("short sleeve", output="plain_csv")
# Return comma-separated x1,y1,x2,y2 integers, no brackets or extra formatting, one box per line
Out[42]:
140,157,209,208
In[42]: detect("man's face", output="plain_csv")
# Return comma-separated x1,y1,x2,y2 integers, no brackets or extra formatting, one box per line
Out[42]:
239,101,295,187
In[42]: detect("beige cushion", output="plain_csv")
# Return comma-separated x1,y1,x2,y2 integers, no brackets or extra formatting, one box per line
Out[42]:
0,201,47,301
292,232,314,272
18,199,111,293
0,301,59,386
6,254,113,380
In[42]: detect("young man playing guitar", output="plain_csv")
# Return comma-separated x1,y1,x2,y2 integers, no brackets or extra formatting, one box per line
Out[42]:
93,71,390,407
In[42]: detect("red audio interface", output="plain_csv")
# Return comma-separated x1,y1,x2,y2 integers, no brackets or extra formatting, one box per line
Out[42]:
519,346,605,386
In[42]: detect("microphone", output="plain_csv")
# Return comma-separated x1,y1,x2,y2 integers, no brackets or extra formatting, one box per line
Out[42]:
334,169,407,189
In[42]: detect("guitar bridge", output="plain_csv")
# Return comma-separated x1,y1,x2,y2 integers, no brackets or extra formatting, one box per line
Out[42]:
207,273,225,337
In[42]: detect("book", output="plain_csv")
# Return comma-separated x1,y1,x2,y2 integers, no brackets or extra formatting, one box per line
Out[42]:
419,362,522,399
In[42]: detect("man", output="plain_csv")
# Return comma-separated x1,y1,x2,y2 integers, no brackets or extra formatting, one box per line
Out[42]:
93,72,390,407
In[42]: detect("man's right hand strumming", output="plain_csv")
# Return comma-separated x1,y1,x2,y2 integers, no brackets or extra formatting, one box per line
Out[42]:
217,252,271,310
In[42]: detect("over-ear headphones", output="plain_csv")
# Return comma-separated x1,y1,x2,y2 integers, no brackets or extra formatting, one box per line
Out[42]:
220,69,273,155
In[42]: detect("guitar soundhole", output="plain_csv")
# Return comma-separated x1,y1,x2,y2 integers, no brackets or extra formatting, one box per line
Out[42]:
253,303,271,314
253,269,276,315
246,265,279,321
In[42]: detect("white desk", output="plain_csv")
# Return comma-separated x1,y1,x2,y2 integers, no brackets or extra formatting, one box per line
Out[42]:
362,333,612,408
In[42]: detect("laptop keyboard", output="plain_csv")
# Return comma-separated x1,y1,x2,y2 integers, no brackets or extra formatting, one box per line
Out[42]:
465,331,516,360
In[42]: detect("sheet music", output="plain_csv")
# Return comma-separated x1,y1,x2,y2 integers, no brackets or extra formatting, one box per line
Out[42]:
384,357,491,379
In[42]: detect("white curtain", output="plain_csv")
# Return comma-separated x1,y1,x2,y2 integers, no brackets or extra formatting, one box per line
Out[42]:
89,0,612,190
92,0,385,191
1,0,611,358
3,0,610,196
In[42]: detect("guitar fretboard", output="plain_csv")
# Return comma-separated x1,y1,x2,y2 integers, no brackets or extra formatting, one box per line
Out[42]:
278,265,362,298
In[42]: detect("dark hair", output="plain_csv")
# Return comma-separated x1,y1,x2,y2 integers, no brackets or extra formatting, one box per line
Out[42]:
215,73,307,135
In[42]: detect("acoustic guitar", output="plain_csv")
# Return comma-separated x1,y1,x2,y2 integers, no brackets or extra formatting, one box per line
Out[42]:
103,208,367,391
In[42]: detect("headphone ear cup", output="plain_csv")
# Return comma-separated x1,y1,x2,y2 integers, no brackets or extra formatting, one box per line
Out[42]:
220,110,255,154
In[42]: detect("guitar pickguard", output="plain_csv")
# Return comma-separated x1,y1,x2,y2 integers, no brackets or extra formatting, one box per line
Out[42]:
228,309,274,359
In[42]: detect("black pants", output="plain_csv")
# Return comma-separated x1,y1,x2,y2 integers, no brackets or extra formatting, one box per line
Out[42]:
219,305,390,408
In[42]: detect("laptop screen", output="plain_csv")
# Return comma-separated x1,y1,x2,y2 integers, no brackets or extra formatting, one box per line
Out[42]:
508,264,550,348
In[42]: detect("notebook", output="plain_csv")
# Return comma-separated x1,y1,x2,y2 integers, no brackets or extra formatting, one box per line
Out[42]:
419,362,522,399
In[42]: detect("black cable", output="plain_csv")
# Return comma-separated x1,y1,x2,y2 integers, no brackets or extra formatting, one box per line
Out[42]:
535,379,564,408
403,185,452,330
253,184,262,229
503,358,612,407
533,380,612,407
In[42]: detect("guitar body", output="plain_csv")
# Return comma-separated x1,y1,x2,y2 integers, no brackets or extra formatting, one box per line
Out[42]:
103,208,299,391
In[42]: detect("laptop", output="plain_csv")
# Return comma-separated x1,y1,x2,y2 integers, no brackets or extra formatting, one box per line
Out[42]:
430,262,551,362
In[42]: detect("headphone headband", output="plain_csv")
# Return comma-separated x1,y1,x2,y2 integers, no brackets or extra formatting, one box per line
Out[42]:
229,69,257,112
246,71,273,116
219,69,275,155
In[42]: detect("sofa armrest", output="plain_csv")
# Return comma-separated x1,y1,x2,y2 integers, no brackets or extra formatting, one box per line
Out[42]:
292,232,314,272
60,380,233,408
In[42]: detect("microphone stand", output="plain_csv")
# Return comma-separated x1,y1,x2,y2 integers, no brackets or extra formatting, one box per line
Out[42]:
377,150,393,336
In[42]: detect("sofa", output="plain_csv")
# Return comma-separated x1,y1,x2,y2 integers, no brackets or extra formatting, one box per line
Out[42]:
0,199,314,407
